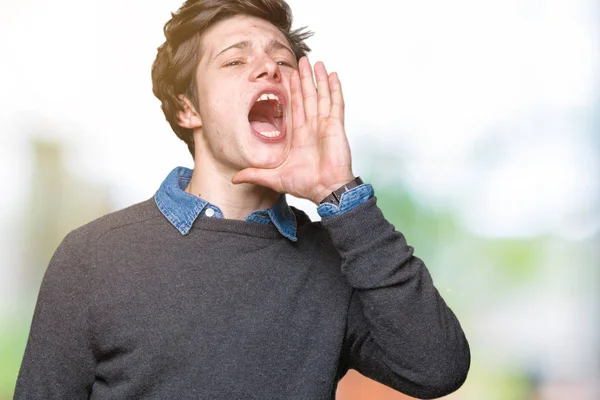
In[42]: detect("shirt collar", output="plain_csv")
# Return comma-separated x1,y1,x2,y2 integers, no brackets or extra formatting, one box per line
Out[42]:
154,167,297,241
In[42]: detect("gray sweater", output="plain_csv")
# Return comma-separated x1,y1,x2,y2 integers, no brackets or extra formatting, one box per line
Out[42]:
15,197,469,399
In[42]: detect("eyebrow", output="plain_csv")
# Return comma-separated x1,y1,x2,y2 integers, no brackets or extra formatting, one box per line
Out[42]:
213,38,295,61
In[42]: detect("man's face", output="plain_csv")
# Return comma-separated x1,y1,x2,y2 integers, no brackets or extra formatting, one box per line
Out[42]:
189,15,297,174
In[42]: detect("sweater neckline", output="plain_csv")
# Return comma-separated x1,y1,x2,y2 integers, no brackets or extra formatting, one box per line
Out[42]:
188,216,285,240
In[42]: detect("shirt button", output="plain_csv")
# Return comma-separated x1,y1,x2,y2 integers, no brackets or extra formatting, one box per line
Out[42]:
204,208,215,217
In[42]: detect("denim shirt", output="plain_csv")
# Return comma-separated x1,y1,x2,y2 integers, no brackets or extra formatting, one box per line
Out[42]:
154,167,374,242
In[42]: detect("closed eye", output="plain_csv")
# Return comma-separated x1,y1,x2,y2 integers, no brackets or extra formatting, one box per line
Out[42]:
225,60,243,67
277,61,295,67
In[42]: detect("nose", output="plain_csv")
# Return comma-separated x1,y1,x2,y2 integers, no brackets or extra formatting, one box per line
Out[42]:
250,54,281,82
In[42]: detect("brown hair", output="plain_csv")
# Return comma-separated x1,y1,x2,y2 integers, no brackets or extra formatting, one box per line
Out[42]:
151,0,312,157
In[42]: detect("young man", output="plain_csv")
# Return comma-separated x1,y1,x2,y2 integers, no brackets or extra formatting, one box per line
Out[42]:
15,1,470,399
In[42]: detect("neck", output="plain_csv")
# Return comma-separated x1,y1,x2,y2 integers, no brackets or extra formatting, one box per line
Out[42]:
186,158,280,221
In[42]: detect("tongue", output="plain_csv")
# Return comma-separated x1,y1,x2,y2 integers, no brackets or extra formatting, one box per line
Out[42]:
250,121,278,134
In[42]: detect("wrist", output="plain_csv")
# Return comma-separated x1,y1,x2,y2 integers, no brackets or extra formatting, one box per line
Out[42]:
317,177,364,206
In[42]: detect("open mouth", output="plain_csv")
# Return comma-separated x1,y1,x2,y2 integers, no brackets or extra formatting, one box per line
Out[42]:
248,93,285,140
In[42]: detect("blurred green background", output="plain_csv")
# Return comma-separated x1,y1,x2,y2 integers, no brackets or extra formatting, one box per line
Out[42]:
1,0,598,399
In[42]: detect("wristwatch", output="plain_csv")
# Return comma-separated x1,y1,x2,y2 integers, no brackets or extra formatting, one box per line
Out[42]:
319,177,364,206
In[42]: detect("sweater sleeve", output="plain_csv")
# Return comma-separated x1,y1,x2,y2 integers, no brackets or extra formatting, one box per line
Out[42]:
321,197,470,399
15,230,96,399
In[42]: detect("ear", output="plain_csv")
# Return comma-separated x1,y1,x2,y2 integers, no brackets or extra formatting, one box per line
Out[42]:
176,95,203,129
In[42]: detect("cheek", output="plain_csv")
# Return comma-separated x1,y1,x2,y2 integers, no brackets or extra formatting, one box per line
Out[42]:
199,84,235,118
213,97,245,124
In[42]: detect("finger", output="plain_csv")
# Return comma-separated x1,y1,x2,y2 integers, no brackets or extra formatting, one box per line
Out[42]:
290,69,305,131
231,168,283,192
314,61,331,120
290,69,311,147
299,56,318,122
329,72,345,122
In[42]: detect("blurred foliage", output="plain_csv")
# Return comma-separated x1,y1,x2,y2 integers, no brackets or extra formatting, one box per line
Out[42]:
369,174,543,284
0,315,29,400
474,239,544,281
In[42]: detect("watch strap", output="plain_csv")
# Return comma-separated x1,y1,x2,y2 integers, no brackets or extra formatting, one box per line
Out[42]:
319,177,364,206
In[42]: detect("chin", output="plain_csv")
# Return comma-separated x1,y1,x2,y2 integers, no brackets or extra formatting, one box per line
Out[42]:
249,147,289,169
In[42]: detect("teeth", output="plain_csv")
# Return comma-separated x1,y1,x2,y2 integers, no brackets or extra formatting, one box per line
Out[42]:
257,93,280,103
259,130,281,138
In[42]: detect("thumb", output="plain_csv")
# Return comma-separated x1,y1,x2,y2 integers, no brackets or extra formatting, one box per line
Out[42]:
231,168,283,192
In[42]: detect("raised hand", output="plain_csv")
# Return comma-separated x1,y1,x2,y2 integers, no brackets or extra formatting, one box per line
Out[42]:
232,57,355,205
